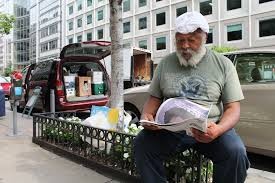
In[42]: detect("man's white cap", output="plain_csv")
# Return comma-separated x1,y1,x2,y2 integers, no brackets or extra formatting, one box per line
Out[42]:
175,11,209,34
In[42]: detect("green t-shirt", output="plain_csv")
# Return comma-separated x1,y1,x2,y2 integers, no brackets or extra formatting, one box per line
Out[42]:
149,48,244,122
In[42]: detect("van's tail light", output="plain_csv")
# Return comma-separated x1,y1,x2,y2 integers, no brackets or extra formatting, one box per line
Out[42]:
56,80,64,96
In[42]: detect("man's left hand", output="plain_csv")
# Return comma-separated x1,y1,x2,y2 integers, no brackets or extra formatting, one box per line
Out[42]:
191,122,222,143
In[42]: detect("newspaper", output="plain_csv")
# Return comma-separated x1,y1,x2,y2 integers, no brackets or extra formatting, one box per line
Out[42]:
139,98,211,134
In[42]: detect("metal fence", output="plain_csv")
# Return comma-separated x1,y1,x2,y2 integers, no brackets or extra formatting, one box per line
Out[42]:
32,111,212,183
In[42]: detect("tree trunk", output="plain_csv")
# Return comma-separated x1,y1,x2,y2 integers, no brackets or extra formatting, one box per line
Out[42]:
109,0,124,130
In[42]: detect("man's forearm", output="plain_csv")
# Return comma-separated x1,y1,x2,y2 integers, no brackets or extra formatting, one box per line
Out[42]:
217,101,241,135
141,96,162,118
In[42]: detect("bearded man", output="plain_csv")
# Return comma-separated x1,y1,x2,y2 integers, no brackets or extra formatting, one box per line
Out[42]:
133,11,250,183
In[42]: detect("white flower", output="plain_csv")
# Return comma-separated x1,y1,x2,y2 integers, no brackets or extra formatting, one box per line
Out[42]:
123,153,129,159
138,126,144,130
130,123,137,128
124,128,129,133
186,168,192,174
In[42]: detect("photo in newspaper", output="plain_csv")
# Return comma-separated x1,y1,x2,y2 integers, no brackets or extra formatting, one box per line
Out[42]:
140,98,211,133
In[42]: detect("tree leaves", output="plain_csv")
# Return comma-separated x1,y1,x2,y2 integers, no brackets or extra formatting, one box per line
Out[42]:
0,13,15,36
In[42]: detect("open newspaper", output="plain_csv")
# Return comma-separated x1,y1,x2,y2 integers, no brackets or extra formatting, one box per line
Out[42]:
140,98,211,134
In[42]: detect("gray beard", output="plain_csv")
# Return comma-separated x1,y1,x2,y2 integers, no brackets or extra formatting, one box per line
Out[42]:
176,46,206,67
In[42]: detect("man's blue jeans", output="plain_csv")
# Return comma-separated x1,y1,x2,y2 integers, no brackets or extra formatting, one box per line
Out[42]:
133,129,250,183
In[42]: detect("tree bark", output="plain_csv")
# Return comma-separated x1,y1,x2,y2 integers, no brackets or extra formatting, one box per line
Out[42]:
109,0,124,130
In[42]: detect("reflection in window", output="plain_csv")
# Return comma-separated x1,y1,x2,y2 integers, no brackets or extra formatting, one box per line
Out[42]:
227,0,241,10
176,6,187,17
156,12,166,26
68,38,73,44
97,29,104,39
259,0,275,3
97,10,103,21
227,24,242,41
139,0,146,7
69,21,73,31
139,17,147,30
206,28,213,44
156,37,166,50
77,35,82,42
77,18,82,28
123,0,130,12
200,0,212,16
259,18,275,37
87,32,92,41
87,14,92,24
69,5,73,15
139,40,147,49
123,21,131,33
87,0,93,7
77,0,83,11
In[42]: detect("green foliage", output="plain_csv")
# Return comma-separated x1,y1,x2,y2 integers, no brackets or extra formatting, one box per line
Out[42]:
0,13,15,36
211,45,238,53
4,63,12,77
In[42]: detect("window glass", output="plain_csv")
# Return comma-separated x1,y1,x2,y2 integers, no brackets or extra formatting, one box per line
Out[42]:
139,40,147,49
227,24,242,41
97,10,103,21
69,21,73,31
200,0,212,16
123,0,130,12
31,61,54,81
87,0,93,6
227,0,241,10
87,32,92,41
139,0,146,7
68,38,73,44
156,37,166,50
87,14,92,24
77,18,82,28
68,5,73,15
259,18,275,37
176,7,187,17
156,0,162,1
259,0,274,3
235,53,275,83
77,35,82,42
123,21,131,33
97,29,104,39
139,17,147,30
156,12,166,26
206,28,213,44
77,0,83,11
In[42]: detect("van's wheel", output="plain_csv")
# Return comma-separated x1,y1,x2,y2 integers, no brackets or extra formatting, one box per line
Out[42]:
124,103,141,125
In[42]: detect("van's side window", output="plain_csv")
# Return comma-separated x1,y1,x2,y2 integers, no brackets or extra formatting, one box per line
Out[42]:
235,53,275,83
30,61,54,81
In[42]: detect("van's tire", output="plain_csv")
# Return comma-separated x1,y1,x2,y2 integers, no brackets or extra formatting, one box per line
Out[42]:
124,103,141,125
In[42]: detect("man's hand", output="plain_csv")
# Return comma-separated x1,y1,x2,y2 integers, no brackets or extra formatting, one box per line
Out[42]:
192,122,222,143
141,113,160,130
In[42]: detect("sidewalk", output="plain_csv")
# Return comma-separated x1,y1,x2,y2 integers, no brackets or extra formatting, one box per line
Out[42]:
1,102,275,183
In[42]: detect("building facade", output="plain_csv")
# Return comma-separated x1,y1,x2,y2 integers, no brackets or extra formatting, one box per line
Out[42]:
63,0,275,64
30,0,62,62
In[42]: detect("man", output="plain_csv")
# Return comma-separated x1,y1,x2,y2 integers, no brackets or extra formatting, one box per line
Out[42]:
133,11,250,183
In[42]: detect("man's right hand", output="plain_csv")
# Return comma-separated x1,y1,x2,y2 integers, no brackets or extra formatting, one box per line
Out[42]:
141,113,160,130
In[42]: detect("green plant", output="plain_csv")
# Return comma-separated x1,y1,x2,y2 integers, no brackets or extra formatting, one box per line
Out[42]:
211,45,238,53
0,13,15,36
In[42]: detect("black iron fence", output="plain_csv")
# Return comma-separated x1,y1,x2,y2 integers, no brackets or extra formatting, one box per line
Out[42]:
32,111,212,183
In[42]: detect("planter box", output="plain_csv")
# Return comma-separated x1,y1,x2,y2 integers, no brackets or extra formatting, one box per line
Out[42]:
32,111,212,183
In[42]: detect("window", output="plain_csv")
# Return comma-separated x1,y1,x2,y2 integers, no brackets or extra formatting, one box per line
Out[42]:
156,37,166,50
259,18,275,37
97,29,103,39
227,0,241,10
77,18,82,28
156,12,166,26
49,24,58,35
68,38,73,44
176,7,187,17
69,21,73,31
123,21,131,33
77,0,83,11
97,10,103,21
206,28,213,44
49,40,57,50
87,0,92,6
77,35,82,42
123,0,130,12
259,0,274,3
156,0,162,1
68,5,73,15
139,17,147,30
200,0,212,16
227,24,242,41
87,14,92,24
139,0,146,7
87,32,92,41
139,40,147,49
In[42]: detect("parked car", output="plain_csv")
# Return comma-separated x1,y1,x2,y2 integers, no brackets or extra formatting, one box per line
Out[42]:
0,76,11,99
14,41,111,112
124,49,275,158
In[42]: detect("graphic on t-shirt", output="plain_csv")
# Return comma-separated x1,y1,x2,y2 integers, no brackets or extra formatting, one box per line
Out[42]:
179,75,208,99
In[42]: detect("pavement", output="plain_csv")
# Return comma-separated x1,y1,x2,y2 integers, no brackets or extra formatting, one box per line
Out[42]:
1,101,275,183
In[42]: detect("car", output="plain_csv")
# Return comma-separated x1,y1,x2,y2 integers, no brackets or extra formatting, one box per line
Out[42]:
15,41,111,112
123,49,275,158
0,76,11,99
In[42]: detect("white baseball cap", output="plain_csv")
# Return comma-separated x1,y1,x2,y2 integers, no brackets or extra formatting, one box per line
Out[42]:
175,11,209,34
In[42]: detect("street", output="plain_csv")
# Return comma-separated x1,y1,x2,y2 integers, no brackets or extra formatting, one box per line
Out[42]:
1,100,275,183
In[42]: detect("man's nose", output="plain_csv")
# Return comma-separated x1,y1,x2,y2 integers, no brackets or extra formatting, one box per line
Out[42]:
180,41,190,49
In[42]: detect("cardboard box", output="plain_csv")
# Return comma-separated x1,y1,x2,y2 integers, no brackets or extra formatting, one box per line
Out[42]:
76,77,92,97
